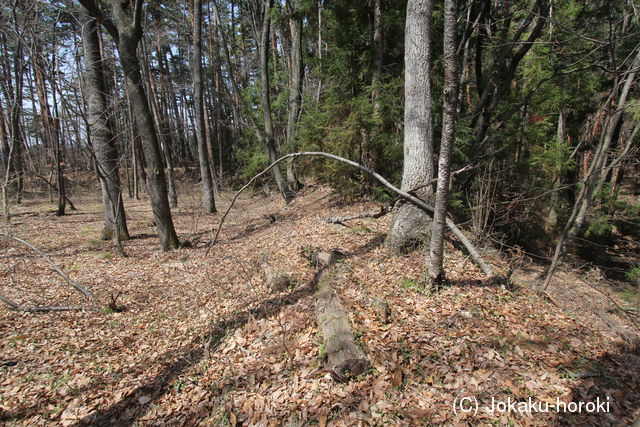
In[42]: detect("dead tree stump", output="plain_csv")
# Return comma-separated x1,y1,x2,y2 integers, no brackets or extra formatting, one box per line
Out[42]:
260,262,293,293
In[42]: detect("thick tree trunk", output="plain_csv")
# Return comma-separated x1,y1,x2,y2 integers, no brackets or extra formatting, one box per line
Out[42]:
120,45,179,249
80,7,129,240
385,0,435,253
260,0,293,203
82,0,180,250
426,0,458,284
192,0,216,213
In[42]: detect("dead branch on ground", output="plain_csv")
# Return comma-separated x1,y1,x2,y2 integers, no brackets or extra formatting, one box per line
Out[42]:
0,232,95,300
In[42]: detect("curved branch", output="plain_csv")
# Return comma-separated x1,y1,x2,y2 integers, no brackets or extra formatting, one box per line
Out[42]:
206,152,494,277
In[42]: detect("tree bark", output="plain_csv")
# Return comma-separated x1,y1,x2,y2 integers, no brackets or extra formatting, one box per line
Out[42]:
192,0,217,213
80,0,180,250
285,0,304,191
426,0,459,284
385,0,435,253
260,0,293,203
80,7,130,241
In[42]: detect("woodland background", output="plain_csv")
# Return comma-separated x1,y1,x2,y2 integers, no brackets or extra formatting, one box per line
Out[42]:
0,0,639,425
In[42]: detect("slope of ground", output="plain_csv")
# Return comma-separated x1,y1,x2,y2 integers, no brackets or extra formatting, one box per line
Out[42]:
1,184,638,425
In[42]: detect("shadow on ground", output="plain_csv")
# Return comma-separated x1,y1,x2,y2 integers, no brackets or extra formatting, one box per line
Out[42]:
71,236,384,425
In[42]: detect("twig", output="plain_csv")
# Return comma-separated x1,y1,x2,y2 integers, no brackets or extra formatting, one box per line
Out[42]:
406,163,477,195
205,152,495,278
0,232,95,300
325,204,392,225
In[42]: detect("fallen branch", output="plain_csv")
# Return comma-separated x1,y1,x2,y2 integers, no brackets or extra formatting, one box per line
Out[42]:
0,294,92,313
206,152,494,277
406,163,477,195
0,232,95,300
315,250,369,381
326,204,393,225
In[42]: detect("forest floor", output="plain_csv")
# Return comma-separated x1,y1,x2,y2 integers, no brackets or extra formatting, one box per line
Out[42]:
1,182,639,426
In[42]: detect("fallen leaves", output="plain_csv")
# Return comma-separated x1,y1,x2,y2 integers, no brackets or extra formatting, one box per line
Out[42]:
0,187,638,425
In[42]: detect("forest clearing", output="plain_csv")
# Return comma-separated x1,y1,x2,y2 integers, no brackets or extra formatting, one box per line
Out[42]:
1,0,640,425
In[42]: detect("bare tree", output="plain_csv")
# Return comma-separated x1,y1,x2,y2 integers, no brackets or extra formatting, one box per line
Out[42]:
259,0,293,203
192,0,216,213
385,0,434,253
79,0,180,251
285,0,303,191
426,0,459,284
79,6,130,241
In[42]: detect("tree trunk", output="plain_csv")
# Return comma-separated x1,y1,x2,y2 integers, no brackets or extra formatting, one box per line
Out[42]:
81,0,180,250
285,0,303,191
80,7,130,240
385,0,435,253
426,0,459,284
543,48,640,289
192,0,216,213
141,38,178,209
371,0,383,114
120,45,179,249
544,108,565,233
260,0,293,203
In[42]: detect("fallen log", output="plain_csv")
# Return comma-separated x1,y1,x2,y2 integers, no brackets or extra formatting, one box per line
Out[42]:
315,250,369,382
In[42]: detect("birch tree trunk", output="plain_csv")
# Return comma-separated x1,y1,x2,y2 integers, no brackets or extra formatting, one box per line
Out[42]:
426,0,458,284
385,0,434,253
80,7,130,240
